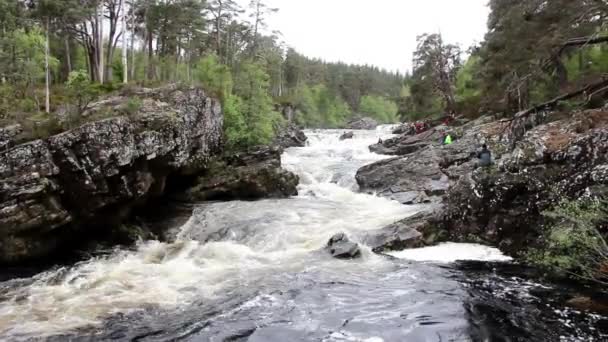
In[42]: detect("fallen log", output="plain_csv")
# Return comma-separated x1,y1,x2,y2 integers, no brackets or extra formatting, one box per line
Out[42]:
513,76,608,120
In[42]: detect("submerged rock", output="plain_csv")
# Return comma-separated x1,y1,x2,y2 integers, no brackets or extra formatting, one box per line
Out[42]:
347,117,378,130
0,85,224,264
339,132,354,140
182,146,299,201
327,233,361,259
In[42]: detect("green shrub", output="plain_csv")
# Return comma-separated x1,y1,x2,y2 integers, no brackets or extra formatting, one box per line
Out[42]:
121,97,143,117
66,70,100,116
526,198,608,283
18,98,38,113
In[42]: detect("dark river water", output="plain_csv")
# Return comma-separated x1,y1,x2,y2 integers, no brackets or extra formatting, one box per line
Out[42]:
0,128,606,341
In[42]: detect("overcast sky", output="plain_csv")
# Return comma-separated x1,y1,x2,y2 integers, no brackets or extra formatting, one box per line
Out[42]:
239,0,490,73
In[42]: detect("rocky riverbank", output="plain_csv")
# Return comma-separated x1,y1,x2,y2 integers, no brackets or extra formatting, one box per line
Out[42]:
360,110,608,276
0,85,303,264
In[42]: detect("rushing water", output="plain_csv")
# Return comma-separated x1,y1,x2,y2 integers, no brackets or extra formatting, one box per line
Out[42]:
0,128,606,341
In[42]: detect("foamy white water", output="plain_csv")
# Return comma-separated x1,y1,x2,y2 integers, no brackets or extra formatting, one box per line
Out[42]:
388,243,513,263
0,127,417,339
0,127,601,342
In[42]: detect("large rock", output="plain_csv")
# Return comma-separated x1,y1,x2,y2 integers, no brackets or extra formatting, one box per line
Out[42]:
347,117,378,130
360,208,443,253
0,124,23,149
444,110,608,256
326,233,361,259
392,123,415,135
357,117,509,204
339,132,354,140
0,86,223,263
182,146,299,201
273,123,307,149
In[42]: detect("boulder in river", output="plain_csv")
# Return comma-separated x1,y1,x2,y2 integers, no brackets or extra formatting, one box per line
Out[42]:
181,145,299,201
339,132,354,140
361,208,443,253
347,117,378,130
327,233,361,259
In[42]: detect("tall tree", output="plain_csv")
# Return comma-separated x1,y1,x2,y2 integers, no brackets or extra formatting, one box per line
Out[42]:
413,33,461,112
207,0,242,62
247,0,277,56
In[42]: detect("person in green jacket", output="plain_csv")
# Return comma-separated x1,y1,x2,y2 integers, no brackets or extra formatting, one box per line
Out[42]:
442,132,453,145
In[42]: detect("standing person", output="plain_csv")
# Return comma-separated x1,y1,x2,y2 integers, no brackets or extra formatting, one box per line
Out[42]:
477,144,492,167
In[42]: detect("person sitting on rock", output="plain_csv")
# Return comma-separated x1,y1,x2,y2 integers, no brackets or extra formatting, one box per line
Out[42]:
477,144,493,167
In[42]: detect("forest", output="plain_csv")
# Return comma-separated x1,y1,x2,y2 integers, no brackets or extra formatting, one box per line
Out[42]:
0,0,607,148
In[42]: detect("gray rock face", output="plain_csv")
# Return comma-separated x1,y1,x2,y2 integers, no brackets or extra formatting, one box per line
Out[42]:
361,208,443,253
339,132,354,140
347,117,378,130
444,110,608,256
0,86,223,263
182,146,299,201
0,124,23,149
392,123,415,135
357,117,508,205
369,127,444,156
273,123,308,148
327,233,361,259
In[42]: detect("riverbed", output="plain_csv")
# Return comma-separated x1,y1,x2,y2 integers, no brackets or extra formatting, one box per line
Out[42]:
0,128,605,341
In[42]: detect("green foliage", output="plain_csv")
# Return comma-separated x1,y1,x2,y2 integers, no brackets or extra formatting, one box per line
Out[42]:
359,95,399,124
455,55,483,117
193,54,233,98
121,98,143,117
292,84,352,128
65,70,99,116
526,198,608,282
223,94,247,147
226,61,283,148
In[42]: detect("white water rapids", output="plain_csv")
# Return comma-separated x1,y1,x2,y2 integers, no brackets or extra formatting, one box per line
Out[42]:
3,127,596,342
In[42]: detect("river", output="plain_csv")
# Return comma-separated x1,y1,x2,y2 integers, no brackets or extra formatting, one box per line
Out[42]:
0,128,606,341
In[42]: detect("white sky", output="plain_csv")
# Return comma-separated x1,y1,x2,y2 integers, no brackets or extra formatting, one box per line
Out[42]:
239,0,490,73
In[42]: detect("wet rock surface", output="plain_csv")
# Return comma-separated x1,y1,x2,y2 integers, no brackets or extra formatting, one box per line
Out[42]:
360,109,608,259
444,110,608,256
358,116,508,205
273,123,308,149
361,206,443,253
181,146,299,202
346,117,378,130
0,86,223,264
339,132,354,140
326,233,361,259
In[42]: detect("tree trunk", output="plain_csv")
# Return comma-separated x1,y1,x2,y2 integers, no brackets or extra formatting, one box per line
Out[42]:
147,30,155,81
45,19,50,114
97,3,105,83
122,0,128,84
130,0,135,81
65,36,72,75
552,55,568,90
